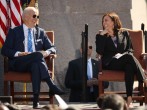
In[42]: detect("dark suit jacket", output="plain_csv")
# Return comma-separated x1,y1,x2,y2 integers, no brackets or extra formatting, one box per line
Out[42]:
95,30,133,68
64,58,109,102
1,25,54,71
1,25,54,59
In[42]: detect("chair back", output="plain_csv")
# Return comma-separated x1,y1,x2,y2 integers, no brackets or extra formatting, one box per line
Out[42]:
46,31,54,44
128,30,145,68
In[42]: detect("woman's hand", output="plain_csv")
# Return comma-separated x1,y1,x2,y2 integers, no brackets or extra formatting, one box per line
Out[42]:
99,30,108,35
99,26,114,37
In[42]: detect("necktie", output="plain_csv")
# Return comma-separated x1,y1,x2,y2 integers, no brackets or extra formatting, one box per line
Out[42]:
28,28,33,52
87,60,93,92
87,61,92,80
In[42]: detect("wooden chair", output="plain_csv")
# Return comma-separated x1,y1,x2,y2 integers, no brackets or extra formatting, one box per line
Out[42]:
98,30,147,105
3,31,55,104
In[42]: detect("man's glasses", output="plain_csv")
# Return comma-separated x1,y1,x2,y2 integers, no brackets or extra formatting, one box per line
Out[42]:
89,46,92,49
33,15,39,19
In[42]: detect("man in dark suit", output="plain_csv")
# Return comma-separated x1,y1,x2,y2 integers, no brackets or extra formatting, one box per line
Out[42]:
64,43,109,102
1,7,64,108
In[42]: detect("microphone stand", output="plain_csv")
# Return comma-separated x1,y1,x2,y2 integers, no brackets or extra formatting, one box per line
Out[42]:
81,24,88,102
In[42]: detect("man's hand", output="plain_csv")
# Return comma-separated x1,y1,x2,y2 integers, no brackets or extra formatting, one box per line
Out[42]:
18,52,30,56
92,78,98,85
39,51,48,58
87,80,93,87
87,78,98,87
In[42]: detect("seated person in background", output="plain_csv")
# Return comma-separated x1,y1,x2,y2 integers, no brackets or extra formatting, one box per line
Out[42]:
1,7,64,108
41,104,60,110
97,94,128,110
0,103,9,110
65,42,109,102
4,103,21,110
96,94,106,108
95,12,147,107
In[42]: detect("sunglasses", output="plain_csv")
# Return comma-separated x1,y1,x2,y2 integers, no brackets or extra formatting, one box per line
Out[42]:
32,15,39,19
89,46,92,49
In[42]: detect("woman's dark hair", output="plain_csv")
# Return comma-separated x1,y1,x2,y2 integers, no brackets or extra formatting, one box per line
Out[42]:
102,12,122,36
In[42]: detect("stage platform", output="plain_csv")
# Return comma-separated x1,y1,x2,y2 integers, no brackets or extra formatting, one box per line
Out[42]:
7,102,147,110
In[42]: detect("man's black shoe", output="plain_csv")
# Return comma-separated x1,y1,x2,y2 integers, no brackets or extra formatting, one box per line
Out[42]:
33,102,41,109
33,94,40,109
49,85,65,96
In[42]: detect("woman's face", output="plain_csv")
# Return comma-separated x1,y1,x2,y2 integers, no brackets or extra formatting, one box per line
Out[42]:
102,15,114,31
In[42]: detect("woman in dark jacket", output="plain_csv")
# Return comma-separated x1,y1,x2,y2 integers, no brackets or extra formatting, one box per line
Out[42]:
95,12,147,107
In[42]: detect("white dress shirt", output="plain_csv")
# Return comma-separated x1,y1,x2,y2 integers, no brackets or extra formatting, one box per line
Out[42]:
23,24,36,52
87,58,94,92
87,58,93,79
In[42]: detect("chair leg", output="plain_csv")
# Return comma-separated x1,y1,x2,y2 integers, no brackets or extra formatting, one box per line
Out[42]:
10,82,14,103
144,85,147,105
49,95,54,104
138,82,144,105
98,81,104,96
139,100,143,106
4,81,8,95
138,82,143,95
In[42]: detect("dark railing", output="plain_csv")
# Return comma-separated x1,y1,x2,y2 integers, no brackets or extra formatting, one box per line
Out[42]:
81,24,88,102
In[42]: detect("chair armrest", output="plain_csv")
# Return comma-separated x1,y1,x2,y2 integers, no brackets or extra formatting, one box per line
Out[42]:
45,54,57,80
45,54,57,62
141,53,147,61
141,53,147,58
49,54,57,58
141,53,147,69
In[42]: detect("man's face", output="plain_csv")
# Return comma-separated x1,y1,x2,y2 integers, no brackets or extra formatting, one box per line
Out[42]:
80,44,93,58
25,10,39,28
87,45,92,57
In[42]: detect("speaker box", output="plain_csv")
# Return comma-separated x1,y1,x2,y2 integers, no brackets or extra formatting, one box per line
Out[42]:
0,96,13,104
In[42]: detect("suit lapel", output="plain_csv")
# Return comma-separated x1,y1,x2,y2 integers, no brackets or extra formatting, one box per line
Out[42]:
19,25,25,51
20,25,25,40
33,26,42,50
33,27,37,46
